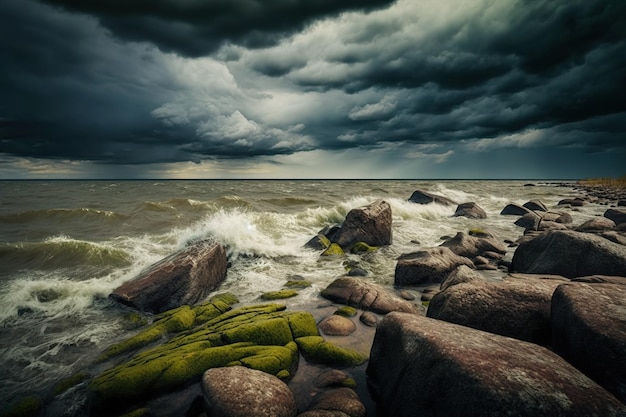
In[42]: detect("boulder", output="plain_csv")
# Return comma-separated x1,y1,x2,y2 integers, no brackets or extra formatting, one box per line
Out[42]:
440,265,485,291
572,275,626,285
500,203,532,216
367,313,626,417
408,189,457,206
395,247,475,286
332,200,392,248
318,315,356,336
453,202,487,219
558,197,585,207
321,277,421,315
552,283,626,403
575,216,616,232
605,208,626,226
511,230,626,277
202,366,297,417
110,241,228,313
300,388,366,417
537,220,569,232
523,200,548,212
427,275,565,345
601,231,626,246
514,212,541,230
440,232,507,259
541,211,573,224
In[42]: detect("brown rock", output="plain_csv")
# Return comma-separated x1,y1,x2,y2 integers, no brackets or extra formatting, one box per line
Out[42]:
440,231,507,258
576,216,616,232
110,241,227,313
440,264,484,291
321,277,421,314
333,200,392,248
359,311,379,327
305,388,366,417
395,247,475,286
318,315,356,336
453,202,487,219
408,189,457,206
428,275,564,345
523,200,548,212
202,366,297,417
367,313,626,417
552,283,626,403
500,203,532,216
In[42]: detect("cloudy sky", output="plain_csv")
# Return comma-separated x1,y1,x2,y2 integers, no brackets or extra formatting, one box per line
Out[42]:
1,0,625,179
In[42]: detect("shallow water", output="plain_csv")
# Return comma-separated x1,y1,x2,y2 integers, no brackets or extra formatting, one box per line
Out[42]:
0,179,600,411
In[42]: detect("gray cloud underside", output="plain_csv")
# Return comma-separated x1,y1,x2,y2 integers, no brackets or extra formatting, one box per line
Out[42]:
0,0,625,168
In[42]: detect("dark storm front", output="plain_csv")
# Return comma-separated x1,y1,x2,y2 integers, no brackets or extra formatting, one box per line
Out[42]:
0,179,594,413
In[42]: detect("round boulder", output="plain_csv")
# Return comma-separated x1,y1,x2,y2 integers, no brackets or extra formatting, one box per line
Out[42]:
454,202,487,219
319,315,356,336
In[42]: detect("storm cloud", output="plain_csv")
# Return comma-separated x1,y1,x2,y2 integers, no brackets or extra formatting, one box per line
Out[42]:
0,0,625,178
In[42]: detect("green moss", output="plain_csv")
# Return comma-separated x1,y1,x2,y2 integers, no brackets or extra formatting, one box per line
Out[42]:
0,396,41,417
334,306,358,318
468,228,490,238
221,317,294,346
52,372,89,397
341,377,358,388
121,311,148,330
285,311,319,339
321,243,345,256
261,290,298,300
348,241,378,254
295,336,368,367
284,280,312,289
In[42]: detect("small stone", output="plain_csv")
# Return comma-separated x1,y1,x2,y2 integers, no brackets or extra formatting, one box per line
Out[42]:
319,315,356,336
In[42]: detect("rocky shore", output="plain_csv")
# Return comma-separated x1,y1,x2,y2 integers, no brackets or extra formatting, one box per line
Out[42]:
3,184,626,417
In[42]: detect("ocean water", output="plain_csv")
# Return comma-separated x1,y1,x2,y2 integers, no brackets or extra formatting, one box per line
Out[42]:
0,179,600,412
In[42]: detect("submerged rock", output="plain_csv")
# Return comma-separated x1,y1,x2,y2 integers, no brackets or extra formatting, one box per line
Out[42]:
110,241,228,313
552,283,626,403
202,366,297,417
332,200,392,248
367,313,626,417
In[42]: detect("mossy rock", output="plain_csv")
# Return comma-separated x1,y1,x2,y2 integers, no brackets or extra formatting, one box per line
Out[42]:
468,228,491,238
321,243,345,256
295,336,368,367
51,372,89,397
261,290,299,300
284,280,312,289
306,234,332,250
0,396,41,417
121,311,149,330
334,306,358,318
348,242,378,254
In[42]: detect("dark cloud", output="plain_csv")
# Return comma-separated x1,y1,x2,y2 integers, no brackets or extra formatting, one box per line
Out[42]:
38,0,397,56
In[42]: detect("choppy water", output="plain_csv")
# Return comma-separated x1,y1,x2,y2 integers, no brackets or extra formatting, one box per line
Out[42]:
0,179,600,410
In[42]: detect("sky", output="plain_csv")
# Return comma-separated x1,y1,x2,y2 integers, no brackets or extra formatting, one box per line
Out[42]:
0,0,625,179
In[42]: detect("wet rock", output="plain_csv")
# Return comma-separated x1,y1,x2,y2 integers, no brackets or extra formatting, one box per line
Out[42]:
408,189,457,206
318,315,356,336
558,197,585,207
395,247,474,286
314,370,356,389
332,200,392,248
300,388,366,417
428,275,565,345
500,203,532,216
514,212,541,230
359,312,379,327
321,277,421,315
576,216,616,233
523,200,548,212
367,313,626,417
511,230,626,277
605,208,626,226
440,264,484,291
453,202,487,219
110,241,228,314
552,283,626,403
440,231,507,259
202,366,297,417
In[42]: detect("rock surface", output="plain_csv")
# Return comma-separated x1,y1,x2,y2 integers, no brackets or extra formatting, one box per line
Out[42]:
439,231,507,259
367,312,626,417
321,277,421,314
575,216,616,232
551,283,626,403
202,366,297,417
439,264,485,291
408,189,457,206
427,275,565,345
453,202,487,219
605,208,626,226
332,200,392,248
394,247,475,286
511,230,626,277
110,241,228,313
318,315,356,336
500,203,532,216
300,388,366,417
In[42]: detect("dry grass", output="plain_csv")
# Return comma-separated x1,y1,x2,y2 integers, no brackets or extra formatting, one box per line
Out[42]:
578,175,626,189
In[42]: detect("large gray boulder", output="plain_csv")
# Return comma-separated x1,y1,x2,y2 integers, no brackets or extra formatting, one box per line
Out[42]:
427,275,566,345
367,313,626,417
453,202,487,219
552,283,626,403
440,231,507,259
110,241,228,313
395,247,475,286
298,388,366,417
576,216,616,233
511,230,626,277
408,189,457,206
321,277,421,315
202,366,297,417
332,200,392,248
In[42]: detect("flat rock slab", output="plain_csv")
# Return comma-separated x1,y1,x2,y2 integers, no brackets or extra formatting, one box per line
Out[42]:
202,366,297,417
552,283,626,403
111,241,228,313
321,277,421,315
367,313,626,417
427,275,565,345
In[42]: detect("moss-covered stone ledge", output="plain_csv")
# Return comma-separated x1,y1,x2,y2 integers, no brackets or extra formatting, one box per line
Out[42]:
88,295,368,415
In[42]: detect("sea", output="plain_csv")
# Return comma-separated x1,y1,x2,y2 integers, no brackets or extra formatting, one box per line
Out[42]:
0,179,602,413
